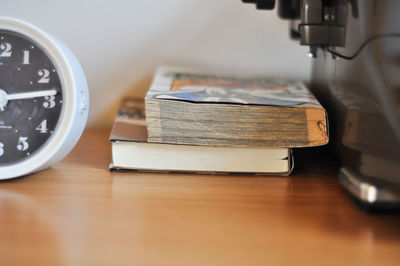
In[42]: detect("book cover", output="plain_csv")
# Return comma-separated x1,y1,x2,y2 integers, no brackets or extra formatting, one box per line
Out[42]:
146,66,321,107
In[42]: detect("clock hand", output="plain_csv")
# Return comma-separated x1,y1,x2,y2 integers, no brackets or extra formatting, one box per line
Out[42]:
0,89,57,111
6,89,58,100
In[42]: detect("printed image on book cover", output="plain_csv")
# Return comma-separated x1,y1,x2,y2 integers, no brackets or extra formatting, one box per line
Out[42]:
146,67,320,107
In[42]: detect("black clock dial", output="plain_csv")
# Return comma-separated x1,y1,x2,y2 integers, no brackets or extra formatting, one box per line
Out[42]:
0,30,63,165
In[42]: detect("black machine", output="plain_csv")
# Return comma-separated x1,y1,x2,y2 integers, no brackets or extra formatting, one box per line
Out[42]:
242,0,400,208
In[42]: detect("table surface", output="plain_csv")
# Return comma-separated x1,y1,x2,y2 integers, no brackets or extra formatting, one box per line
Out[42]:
1,129,399,266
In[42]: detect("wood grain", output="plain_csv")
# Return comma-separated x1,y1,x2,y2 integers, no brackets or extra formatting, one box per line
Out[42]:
0,130,399,266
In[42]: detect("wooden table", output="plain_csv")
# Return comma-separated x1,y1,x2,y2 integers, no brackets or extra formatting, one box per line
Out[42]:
1,130,399,266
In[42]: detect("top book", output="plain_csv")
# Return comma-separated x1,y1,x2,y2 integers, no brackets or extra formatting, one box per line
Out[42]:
145,67,328,148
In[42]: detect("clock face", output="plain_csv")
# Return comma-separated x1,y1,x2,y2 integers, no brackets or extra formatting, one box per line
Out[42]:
0,30,63,165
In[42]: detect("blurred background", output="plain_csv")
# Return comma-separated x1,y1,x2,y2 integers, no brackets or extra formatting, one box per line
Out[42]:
1,0,311,128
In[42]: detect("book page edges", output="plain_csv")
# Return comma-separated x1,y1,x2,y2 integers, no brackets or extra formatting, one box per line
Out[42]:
111,141,291,175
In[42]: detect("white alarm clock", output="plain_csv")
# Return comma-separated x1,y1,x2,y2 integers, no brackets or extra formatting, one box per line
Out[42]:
0,17,89,179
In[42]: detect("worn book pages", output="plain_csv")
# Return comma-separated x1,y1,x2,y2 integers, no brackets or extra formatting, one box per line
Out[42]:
145,67,328,147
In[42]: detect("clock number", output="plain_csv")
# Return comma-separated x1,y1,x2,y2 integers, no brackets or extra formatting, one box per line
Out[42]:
0,142,4,157
23,50,30,64
43,95,56,108
0,42,12,57
17,137,29,151
36,119,48,133
38,69,50,83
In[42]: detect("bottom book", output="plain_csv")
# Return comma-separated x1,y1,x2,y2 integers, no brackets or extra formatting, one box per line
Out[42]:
109,98,293,175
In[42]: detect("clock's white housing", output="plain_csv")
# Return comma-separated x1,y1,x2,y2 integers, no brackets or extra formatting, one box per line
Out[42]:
0,17,89,179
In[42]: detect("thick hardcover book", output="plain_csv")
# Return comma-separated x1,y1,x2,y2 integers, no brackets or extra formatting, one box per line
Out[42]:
145,67,328,147
109,98,293,175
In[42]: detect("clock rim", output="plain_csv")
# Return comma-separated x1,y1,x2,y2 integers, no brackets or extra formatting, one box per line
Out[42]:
0,17,89,179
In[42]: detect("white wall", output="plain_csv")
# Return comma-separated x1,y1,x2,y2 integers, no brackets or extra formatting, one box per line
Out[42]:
1,0,311,128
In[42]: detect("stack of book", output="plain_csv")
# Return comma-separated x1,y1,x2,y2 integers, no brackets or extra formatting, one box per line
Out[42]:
109,67,328,175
